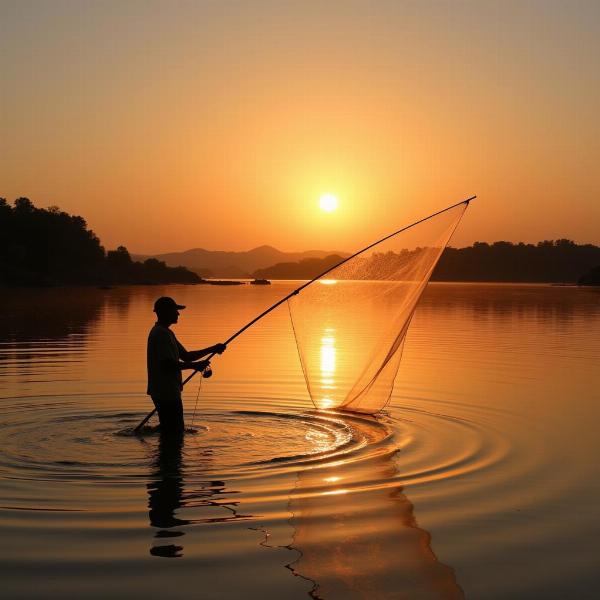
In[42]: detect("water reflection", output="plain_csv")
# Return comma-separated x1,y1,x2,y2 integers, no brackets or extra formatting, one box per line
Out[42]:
320,328,337,409
147,433,188,558
0,287,134,387
146,434,250,559
288,415,464,599
0,288,104,349
421,283,600,324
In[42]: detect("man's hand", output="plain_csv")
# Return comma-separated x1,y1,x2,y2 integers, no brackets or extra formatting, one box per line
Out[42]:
212,343,227,354
193,359,210,372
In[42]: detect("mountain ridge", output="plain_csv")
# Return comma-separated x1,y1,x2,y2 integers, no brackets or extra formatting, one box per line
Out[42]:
132,245,350,278
133,240,600,283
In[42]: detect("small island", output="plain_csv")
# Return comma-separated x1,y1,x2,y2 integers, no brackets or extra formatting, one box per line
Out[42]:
203,279,245,286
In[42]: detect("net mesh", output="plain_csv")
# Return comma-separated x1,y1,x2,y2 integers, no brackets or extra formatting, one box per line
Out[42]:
288,202,468,414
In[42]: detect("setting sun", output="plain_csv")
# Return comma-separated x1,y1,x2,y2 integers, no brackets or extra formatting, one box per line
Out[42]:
319,194,338,212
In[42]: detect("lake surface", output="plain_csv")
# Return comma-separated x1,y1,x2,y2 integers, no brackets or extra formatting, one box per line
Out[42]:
1,282,599,599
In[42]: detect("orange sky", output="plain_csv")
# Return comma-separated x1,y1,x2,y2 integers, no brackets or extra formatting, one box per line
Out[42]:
1,1,599,254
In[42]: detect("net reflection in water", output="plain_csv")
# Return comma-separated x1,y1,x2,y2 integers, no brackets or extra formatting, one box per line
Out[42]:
287,414,464,600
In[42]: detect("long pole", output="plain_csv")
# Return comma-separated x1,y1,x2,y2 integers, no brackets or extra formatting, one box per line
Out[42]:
133,195,475,433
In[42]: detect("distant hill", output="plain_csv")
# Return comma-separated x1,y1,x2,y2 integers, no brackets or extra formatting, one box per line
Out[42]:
253,255,347,280
133,245,349,278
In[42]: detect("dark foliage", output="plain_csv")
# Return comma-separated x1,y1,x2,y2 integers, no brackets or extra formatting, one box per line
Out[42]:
578,265,600,286
0,198,200,286
433,240,600,283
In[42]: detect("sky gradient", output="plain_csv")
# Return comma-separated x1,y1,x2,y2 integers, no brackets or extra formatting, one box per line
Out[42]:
1,0,599,254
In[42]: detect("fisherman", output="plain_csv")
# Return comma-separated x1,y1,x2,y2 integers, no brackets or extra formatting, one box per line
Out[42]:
147,296,226,433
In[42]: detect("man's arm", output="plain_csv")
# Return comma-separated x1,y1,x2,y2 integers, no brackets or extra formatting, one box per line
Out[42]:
155,335,213,373
159,355,210,372
177,342,226,361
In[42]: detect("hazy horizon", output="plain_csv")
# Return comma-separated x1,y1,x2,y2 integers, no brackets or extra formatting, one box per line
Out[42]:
4,193,598,257
135,235,597,257
2,1,599,254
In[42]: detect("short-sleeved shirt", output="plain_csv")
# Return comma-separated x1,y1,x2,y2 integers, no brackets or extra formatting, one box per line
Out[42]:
146,324,184,398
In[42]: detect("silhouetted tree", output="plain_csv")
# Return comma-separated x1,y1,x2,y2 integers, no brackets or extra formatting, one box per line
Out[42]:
433,239,600,282
0,198,200,286
106,246,133,269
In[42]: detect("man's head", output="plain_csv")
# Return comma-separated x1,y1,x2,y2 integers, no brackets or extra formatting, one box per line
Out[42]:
153,296,186,325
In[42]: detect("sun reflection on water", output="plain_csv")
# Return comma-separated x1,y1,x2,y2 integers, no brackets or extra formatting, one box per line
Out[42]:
320,329,337,409
322,488,349,496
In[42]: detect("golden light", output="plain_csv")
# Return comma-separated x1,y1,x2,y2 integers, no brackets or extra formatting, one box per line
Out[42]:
320,331,336,390
323,488,349,496
319,193,338,212
320,397,335,409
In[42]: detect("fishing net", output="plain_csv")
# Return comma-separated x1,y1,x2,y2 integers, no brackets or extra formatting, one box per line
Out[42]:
287,201,469,414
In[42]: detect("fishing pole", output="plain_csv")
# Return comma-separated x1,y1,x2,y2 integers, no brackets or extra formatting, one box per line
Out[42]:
133,194,475,433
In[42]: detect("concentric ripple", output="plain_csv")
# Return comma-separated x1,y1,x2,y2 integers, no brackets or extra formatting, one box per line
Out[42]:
0,393,511,512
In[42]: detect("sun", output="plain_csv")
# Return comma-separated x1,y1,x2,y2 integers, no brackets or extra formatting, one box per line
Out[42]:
319,193,338,212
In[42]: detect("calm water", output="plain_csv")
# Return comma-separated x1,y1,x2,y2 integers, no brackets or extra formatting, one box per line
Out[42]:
1,283,599,599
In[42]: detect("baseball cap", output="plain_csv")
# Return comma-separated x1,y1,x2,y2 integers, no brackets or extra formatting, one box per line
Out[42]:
153,296,186,313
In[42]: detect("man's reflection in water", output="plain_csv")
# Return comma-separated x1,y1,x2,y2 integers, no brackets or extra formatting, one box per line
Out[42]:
288,416,465,599
147,432,188,558
147,432,239,558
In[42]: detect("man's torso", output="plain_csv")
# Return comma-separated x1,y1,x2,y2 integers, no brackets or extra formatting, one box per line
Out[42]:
146,324,183,398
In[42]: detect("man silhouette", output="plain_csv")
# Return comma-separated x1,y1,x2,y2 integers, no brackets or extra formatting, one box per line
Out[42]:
147,296,225,433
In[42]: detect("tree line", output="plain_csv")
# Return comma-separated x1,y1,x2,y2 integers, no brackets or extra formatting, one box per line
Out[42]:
253,240,600,283
432,240,600,283
0,198,200,286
